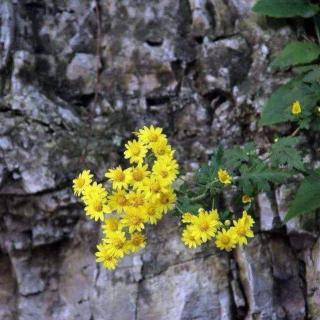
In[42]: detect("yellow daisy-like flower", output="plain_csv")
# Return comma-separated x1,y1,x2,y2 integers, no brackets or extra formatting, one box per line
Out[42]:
182,226,202,248
124,139,147,164
104,231,129,258
73,170,93,196
232,219,254,245
141,176,166,197
156,188,176,214
84,196,110,221
96,243,119,270
152,156,179,185
102,216,122,235
108,189,128,213
190,211,220,242
105,166,130,190
144,203,163,224
82,182,107,203
150,137,172,158
121,207,147,233
215,228,237,252
128,232,146,252
129,165,150,189
218,168,232,185
291,100,301,115
240,210,255,228
137,125,166,145
242,194,253,204
127,191,146,208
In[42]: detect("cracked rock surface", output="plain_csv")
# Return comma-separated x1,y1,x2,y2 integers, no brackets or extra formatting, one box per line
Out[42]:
0,1,319,319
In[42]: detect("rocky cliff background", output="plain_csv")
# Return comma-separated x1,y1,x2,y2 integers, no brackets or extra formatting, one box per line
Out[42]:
0,0,319,319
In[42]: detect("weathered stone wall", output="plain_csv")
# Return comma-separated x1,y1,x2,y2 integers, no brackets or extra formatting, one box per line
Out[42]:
0,1,319,319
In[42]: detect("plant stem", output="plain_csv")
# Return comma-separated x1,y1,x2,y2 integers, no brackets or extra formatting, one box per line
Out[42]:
189,192,208,203
290,127,300,137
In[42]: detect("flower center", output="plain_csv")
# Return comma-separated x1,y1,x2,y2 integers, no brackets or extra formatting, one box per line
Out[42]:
150,182,161,193
160,193,169,204
115,171,125,182
131,216,142,225
131,146,140,156
117,195,127,206
199,221,209,232
237,226,246,237
221,235,230,245
160,170,169,178
76,178,85,188
114,239,125,249
132,169,144,181
94,201,103,212
149,133,158,142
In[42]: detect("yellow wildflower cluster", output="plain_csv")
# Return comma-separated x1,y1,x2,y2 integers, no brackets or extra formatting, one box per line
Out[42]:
181,209,254,252
73,126,179,269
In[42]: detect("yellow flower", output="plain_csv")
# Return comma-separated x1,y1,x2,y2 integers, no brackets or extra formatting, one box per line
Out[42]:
218,168,232,185
242,194,253,204
240,210,255,228
137,125,166,145
182,212,194,224
232,219,254,245
84,196,110,221
105,166,130,190
144,203,163,224
73,170,93,196
152,156,179,185
108,189,128,213
121,207,146,233
156,188,176,214
215,228,237,251
124,139,147,164
96,243,119,270
150,138,173,158
291,101,301,115
128,232,146,252
102,217,122,235
104,231,129,258
129,165,150,189
127,191,146,208
140,176,166,197
82,182,107,203
190,211,220,242
182,226,202,248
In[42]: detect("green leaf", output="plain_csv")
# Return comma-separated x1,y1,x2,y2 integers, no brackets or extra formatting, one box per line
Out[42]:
224,143,256,168
285,174,320,221
238,163,293,193
252,0,319,18
303,66,320,82
260,76,319,126
269,137,304,170
271,42,320,69
196,163,214,185
178,196,202,214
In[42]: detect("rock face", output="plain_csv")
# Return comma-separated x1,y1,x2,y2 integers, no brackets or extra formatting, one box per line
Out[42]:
0,1,319,319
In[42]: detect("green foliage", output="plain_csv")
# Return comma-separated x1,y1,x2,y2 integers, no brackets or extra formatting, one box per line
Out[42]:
285,173,320,221
224,143,256,168
175,4,320,224
252,0,319,18
271,42,320,69
238,162,294,194
259,76,320,126
269,137,304,170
